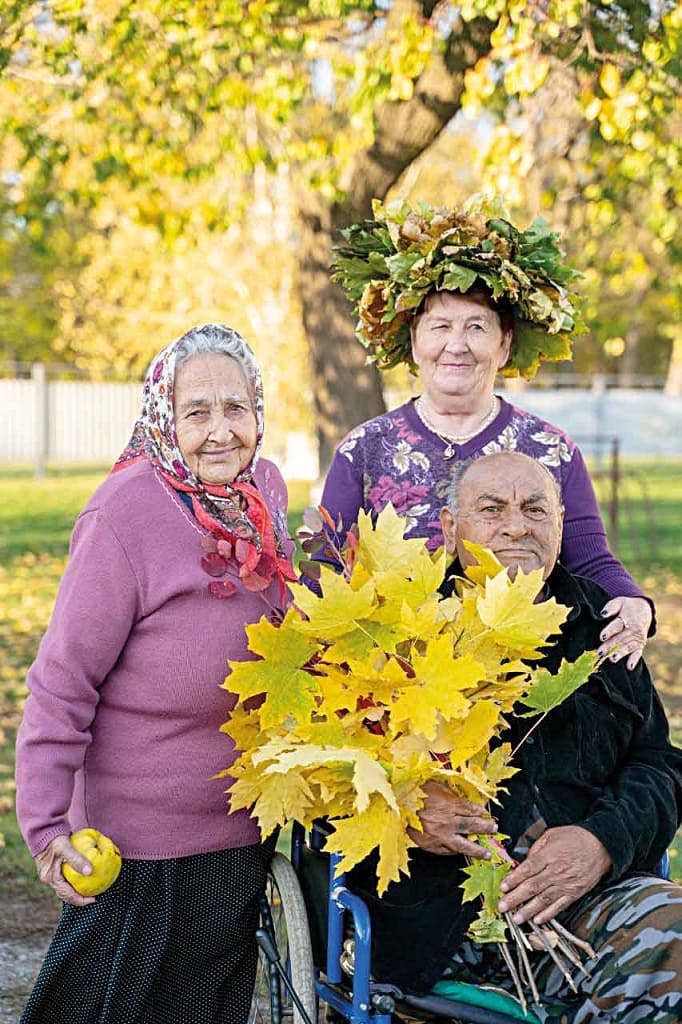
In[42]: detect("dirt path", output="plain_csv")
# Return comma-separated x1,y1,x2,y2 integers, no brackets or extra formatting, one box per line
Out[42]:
0,896,59,1023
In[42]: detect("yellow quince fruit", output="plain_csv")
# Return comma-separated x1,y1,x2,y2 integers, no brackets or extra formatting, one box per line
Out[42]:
62,828,122,896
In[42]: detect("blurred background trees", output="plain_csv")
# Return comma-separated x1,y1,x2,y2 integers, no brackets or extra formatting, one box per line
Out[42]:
1,0,679,466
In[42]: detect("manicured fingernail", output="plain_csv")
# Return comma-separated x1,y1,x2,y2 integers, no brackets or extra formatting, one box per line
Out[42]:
600,631,607,641
601,610,610,617
597,649,605,658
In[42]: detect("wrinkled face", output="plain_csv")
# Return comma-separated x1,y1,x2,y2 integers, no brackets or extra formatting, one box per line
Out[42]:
440,453,564,581
174,353,258,486
410,291,512,403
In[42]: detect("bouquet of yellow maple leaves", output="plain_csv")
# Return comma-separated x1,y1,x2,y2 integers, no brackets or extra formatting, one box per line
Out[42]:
221,505,597,1007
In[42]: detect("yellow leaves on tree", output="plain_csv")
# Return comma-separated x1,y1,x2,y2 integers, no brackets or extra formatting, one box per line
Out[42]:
221,504,594,904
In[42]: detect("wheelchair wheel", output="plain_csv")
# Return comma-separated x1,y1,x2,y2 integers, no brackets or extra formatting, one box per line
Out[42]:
249,851,317,1024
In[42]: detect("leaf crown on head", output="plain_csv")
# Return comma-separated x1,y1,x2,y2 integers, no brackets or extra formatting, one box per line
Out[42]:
331,194,585,380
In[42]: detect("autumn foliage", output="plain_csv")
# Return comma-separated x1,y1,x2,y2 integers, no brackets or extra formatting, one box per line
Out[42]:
221,504,596,939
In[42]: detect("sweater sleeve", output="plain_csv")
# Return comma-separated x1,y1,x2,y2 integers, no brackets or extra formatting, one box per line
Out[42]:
559,445,646,601
319,447,366,536
15,509,142,857
579,662,682,879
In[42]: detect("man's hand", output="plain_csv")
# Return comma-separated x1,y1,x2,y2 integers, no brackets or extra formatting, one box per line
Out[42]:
34,834,97,907
407,779,497,859
497,826,611,925
599,596,652,670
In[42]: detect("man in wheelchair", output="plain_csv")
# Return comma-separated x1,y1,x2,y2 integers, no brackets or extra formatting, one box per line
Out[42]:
344,451,682,1022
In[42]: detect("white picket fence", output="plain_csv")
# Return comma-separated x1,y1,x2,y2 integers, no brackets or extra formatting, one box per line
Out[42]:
0,371,141,467
1,367,681,473
0,367,320,479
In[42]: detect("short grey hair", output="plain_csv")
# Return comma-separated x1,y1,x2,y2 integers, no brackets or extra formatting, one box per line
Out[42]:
446,452,563,516
174,323,254,382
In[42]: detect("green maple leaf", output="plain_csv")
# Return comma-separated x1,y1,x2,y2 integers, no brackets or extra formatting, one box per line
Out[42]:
245,610,312,665
226,659,319,728
461,857,511,911
226,612,320,728
519,650,598,717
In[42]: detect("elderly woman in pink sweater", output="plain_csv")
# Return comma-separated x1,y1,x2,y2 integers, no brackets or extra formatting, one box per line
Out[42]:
15,324,296,1024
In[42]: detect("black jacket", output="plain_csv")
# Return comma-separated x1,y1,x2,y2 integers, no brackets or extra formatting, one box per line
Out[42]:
346,561,682,992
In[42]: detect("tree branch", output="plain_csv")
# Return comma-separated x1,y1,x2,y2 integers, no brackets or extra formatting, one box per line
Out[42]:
339,12,495,221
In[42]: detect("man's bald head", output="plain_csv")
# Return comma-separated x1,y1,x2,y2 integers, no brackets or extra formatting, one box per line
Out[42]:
440,452,564,580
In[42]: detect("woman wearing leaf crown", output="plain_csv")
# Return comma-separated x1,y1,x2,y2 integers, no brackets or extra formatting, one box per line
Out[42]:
15,323,296,1024
320,196,652,667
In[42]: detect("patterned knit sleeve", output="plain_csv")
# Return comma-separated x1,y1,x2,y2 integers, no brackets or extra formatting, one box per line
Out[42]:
559,444,647,601
15,509,141,857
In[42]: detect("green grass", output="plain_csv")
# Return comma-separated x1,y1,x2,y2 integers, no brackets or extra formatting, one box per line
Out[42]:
589,457,682,576
1,462,680,893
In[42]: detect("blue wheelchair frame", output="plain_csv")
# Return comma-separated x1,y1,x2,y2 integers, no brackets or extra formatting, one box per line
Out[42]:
274,820,673,1024
289,821,542,1024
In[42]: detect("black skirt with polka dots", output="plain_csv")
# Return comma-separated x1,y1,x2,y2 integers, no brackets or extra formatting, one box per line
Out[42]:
21,841,274,1024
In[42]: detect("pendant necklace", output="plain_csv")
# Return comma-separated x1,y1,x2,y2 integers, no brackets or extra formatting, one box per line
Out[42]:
415,396,499,459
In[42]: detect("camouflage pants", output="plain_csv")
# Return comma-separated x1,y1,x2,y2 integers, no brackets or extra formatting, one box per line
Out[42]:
533,874,682,1023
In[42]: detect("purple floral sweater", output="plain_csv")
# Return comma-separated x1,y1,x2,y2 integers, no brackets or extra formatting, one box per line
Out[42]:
319,396,645,601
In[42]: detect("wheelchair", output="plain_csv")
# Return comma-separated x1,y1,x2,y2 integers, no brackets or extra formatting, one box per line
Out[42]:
249,823,673,1024
249,821,547,1024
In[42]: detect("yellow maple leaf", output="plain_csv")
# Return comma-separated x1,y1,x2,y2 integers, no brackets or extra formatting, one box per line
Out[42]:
371,548,447,613
219,701,265,755
461,541,506,585
323,796,414,893
432,699,501,768
231,768,315,837
260,744,399,815
388,732,431,763
315,664,355,713
251,770,315,835
390,640,479,742
355,504,429,576
437,593,462,623
322,629,379,662
291,571,377,638
294,717,349,747
343,651,411,697
477,567,569,652
399,595,448,640
309,768,357,809
226,610,319,729
469,743,518,795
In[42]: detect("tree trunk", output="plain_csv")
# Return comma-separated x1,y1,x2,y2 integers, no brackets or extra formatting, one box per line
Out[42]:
295,7,494,473
664,334,682,396
296,192,386,473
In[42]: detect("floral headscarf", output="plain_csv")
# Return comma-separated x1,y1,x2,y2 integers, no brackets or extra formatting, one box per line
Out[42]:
114,323,295,597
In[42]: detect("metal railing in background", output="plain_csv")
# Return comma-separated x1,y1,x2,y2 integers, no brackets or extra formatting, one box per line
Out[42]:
576,435,658,567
